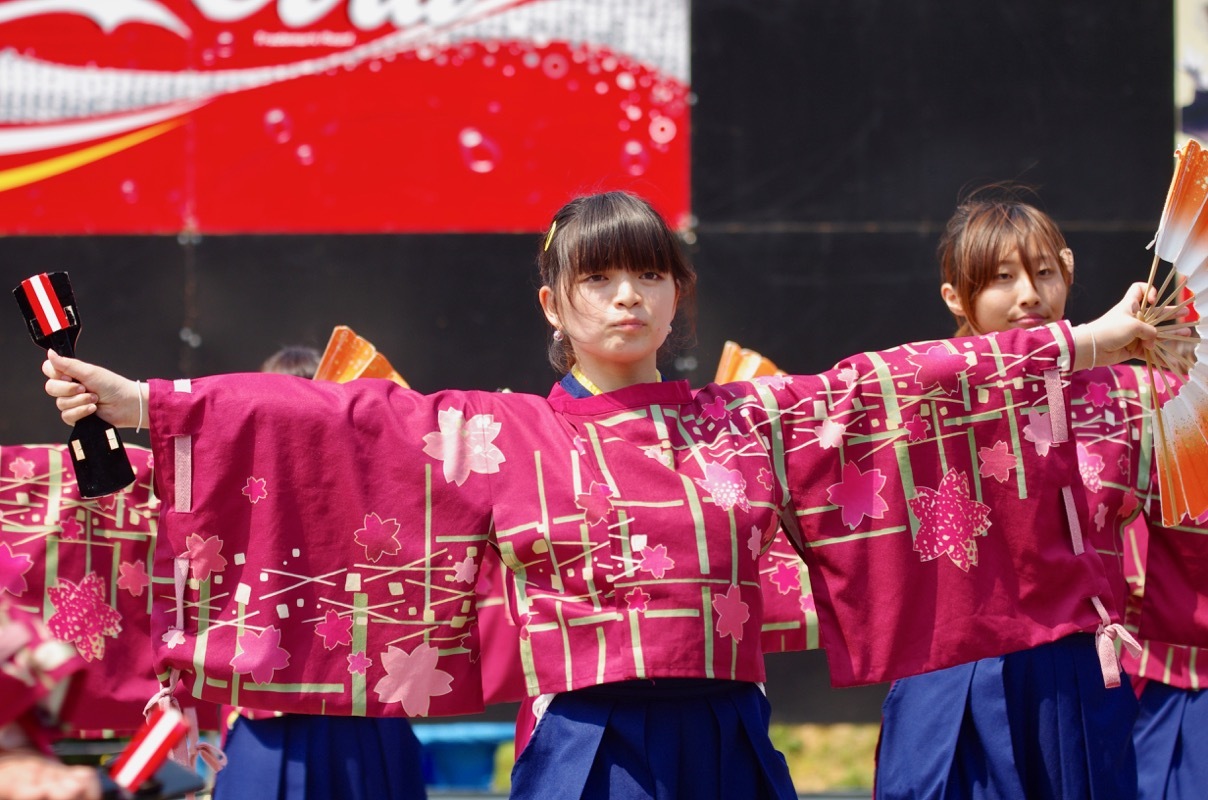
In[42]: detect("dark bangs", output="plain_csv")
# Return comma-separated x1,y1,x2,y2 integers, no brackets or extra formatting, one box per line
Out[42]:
541,192,696,301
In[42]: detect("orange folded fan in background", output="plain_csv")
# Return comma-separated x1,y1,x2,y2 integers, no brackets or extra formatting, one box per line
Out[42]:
314,325,410,387
713,340,784,384
1139,139,1208,525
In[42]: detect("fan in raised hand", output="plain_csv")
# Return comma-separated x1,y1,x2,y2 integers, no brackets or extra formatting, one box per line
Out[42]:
1138,139,1208,525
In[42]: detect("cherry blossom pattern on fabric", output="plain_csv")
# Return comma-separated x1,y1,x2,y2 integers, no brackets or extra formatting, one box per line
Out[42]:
314,610,353,650
907,344,970,396
452,555,477,584
59,517,83,540
117,560,151,597
908,468,992,572
625,586,650,613
699,395,729,422
769,560,800,594
373,642,454,716
92,493,118,514
826,461,889,529
817,419,845,449
651,446,675,469
905,414,932,443
421,407,506,486
637,543,675,578
712,585,749,642
242,476,268,504
756,467,774,491
1022,409,1055,457
9,457,34,481
978,441,1016,484
354,512,402,563
1083,380,1113,408
575,482,614,526
1077,443,1105,493
0,543,34,596
695,462,751,513
753,374,793,391
184,533,227,581
47,572,122,661
747,526,764,559
230,626,291,684
348,651,372,675
1119,491,1140,521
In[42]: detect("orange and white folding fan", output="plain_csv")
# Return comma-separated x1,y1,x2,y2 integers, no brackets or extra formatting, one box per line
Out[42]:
314,325,410,387
714,340,784,384
1139,140,1208,524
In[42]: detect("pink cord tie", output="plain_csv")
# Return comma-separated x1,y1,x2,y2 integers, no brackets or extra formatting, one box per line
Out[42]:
137,548,227,797
173,555,189,631
1091,596,1141,689
141,680,227,799
191,738,228,773
1043,369,1068,443
142,681,191,769
1061,486,1085,555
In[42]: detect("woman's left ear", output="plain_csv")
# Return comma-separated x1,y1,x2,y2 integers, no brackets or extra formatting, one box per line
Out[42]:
538,285,560,329
940,282,965,318
1060,248,1075,278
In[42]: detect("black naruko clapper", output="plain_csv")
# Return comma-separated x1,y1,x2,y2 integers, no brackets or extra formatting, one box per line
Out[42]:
14,271,135,498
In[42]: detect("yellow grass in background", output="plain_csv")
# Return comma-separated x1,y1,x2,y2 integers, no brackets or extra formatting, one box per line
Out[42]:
771,723,879,793
492,723,879,794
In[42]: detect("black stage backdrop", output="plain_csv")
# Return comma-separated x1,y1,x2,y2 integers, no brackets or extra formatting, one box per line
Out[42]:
0,1,1173,724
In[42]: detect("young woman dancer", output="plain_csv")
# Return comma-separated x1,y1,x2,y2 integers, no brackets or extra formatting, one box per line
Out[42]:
875,186,1203,800
41,191,1156,799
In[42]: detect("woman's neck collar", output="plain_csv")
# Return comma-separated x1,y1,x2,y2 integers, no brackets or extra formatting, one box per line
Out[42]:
570,362,661,395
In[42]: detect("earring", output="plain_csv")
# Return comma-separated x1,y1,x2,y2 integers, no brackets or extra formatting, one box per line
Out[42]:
553,330,564,342
666,325,673,333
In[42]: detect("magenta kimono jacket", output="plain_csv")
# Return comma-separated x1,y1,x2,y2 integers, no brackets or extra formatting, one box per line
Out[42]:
0,444,221,736
1088,361,1208,687
144,323,1116,718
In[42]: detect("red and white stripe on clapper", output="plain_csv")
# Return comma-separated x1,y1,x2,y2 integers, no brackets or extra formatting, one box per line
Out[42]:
19,273,69,336
108,705,190,793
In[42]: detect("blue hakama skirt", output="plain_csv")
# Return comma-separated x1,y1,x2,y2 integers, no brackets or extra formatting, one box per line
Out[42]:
211,714,426,800
875,634,1139,800
509,678,797,800
1134,679,1208,800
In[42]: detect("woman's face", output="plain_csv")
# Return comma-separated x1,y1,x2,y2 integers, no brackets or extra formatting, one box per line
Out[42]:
540,265,678,374
947,243,1071,335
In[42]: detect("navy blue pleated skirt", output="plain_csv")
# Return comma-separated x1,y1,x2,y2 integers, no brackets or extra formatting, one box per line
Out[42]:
509,678,797,800
211,714,427,800
1134,679,1208,800
875,634,1139,800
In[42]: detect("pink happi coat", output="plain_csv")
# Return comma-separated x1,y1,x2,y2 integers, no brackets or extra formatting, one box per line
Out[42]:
144,323,1117,718
1091,363,1208,688
0,444,219,735
1107,364,1208,656
1125,508,1208,690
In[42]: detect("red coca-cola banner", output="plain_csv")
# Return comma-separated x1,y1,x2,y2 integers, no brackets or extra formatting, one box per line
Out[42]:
0,0,690,233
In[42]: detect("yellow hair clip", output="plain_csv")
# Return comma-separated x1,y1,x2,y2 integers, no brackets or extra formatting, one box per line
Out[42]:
543,220,557,252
